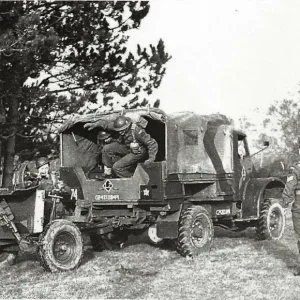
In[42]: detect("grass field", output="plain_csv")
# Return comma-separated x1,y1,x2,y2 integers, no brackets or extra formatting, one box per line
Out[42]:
1,211,300,299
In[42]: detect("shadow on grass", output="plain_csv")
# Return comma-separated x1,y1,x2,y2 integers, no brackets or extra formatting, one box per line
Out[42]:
81,248,96,267
252,239,299,272
214,226,257,239
14,252,40,264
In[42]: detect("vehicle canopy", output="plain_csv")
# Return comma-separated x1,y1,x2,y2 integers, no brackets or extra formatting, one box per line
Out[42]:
166,111,233,175
58,108,233,175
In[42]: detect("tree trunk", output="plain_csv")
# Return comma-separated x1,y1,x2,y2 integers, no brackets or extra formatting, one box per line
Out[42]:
2,97,18,188
0,140,2,187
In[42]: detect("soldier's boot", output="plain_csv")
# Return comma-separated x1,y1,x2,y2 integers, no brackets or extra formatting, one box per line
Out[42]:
104,166,113,178
97,166,113,180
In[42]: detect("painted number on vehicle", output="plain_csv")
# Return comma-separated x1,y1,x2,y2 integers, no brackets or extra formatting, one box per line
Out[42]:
215,208,231,216
95,194,120,201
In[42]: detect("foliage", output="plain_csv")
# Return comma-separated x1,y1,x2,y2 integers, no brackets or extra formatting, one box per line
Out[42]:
236,99,300,177
0,1,171,186
255,99,300,173
263,99,300,153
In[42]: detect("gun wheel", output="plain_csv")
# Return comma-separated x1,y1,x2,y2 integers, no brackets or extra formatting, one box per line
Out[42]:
256,199,285,240
177,206,214,257
39,220,83,272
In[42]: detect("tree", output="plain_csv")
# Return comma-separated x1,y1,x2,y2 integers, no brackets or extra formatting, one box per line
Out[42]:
0,1,171,187
249,99,300,175
263,99,300,152
235,110,288,176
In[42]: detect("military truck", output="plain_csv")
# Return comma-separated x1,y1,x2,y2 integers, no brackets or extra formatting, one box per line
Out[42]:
0,108,286,272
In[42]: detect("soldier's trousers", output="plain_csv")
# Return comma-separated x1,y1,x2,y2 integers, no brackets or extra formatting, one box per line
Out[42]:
292,194,300,253
103,142,147,177
102,142,129,168
112,151,147,178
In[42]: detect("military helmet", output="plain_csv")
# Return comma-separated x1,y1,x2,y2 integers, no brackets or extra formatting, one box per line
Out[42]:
98,130,111,141
36,157,49,169
113,116,132,132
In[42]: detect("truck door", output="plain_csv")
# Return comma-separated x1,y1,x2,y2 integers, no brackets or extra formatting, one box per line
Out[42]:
233,131,254,201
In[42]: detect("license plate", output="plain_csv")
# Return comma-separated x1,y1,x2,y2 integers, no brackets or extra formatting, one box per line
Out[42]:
215,208,231,216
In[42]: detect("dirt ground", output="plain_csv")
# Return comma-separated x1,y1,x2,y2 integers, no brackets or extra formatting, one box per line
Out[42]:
0,210,300,299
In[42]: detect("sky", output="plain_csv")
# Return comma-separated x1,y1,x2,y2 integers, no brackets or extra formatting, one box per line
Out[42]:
128,0,300,122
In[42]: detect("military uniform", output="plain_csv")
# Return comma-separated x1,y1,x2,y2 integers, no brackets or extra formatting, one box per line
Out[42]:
95,130,128,171
103,124,158,178
102,141,129,168
37,177,55,194
282,162,300,252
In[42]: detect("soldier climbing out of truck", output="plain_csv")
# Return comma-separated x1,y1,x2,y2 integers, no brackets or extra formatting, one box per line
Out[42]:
102,115,158,178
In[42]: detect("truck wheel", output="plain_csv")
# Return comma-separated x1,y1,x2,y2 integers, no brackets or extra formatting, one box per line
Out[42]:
39,220,83,272
256,199,285,240
177,206,214,257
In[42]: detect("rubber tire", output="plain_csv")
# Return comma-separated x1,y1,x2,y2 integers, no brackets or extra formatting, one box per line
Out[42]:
39,220,83,272
256,199,285,240
176,206,214,257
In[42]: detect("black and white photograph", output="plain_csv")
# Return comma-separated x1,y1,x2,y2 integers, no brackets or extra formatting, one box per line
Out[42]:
0,1,300,299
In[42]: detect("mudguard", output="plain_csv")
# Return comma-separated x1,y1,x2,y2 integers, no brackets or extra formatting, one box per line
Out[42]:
242,177,285,219
156,206,182,239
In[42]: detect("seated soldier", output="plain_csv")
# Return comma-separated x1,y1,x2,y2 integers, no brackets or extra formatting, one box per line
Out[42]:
35,157,55,192
102,116,158,178
24,157,57,193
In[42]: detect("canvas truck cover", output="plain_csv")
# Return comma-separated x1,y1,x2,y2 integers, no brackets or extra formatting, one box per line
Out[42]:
58,108,233,175
166,111,233,175
58,108,166,169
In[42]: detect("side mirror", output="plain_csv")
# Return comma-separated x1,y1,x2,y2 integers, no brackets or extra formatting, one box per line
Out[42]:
250,141,270,157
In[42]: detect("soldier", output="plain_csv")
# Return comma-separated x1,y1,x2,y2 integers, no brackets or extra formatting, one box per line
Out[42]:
98,130,113,145
282,160,300,275
97,130,128,178
35,157,55,192
102,115,158,178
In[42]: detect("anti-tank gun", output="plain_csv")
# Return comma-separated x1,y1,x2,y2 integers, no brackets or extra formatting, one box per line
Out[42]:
0,166,74,267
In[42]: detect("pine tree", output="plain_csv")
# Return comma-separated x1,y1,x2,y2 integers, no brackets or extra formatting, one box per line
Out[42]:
0,1,171,187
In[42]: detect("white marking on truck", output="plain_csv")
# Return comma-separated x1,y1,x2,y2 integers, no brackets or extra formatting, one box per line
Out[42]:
143,188,150,196
95,194,120,201
71,188,78,200
215,208,230,216
33,190,45,233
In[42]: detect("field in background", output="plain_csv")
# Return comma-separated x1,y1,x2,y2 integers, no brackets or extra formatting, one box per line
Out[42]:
1,211,300,299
